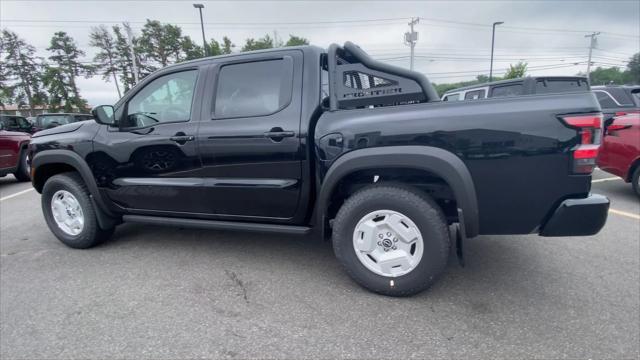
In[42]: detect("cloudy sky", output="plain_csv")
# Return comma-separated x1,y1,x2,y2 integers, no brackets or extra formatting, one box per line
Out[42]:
1,0,639,105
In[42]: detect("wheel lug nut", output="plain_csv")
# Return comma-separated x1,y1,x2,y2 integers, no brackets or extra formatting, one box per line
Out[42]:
377,241,382,246
392,246,397,250
393,238,398,242
384,248,389,252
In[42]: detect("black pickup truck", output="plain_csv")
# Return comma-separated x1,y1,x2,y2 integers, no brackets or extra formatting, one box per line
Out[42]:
29,42,609,296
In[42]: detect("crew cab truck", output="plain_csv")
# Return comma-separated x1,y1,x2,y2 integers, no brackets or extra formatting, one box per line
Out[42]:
29,42,609,296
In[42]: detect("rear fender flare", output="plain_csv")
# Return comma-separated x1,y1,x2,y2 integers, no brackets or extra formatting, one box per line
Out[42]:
317,145,479,237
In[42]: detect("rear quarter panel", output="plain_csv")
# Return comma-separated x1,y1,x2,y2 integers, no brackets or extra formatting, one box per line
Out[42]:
316,92,600,235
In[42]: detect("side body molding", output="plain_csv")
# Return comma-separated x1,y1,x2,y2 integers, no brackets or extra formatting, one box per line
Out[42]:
317,145,479,237
31,149,115,218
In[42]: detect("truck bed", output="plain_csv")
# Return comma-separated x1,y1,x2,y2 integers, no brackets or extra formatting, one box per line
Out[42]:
315,91,600,234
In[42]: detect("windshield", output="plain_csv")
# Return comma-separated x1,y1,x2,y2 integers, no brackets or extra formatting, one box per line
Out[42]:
36,115,75,128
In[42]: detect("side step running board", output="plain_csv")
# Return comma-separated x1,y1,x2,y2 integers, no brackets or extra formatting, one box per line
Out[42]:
122,215,312,235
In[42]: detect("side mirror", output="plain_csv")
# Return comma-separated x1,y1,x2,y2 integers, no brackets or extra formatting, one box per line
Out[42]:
92,105,116,126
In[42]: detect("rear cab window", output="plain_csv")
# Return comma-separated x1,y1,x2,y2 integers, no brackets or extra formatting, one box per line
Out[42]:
490,83,523,98
535,79,588,94
630,89,640,106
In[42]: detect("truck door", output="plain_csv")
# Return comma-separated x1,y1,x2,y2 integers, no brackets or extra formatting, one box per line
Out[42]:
196,50,304,220
91,67,206,214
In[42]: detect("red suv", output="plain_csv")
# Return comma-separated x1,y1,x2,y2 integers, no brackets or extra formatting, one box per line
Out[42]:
597,113,640,196
0,121,31,181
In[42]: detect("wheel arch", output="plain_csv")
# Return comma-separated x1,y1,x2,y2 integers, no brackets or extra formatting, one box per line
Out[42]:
31,149,115,217
317,145,479,238
626,156,640,182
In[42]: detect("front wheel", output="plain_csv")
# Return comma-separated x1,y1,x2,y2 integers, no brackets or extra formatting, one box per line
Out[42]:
42,172,114,249
332,184,450,296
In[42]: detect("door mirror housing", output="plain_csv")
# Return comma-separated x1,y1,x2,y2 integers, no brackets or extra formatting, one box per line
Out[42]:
92,105,116,126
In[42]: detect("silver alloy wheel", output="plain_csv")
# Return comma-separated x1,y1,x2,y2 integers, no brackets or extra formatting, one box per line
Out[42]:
352,210,424,277
50,190,85,236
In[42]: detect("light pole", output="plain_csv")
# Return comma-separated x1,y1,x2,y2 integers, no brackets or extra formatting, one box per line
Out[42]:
489,21,504,82
193,4,208,56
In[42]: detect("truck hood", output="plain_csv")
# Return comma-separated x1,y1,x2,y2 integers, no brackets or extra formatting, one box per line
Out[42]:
32,120,93,138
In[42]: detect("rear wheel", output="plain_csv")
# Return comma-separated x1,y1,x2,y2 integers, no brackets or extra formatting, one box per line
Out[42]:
13,150,30,182
632,166,640,198
42,172,114,249
332,184,450,296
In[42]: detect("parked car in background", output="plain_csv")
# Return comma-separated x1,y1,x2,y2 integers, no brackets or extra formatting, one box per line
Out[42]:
597,113,640,197
33,113,94,132
591,85,640,122
440,76,590,101
0,121,31,181
0,114,35,134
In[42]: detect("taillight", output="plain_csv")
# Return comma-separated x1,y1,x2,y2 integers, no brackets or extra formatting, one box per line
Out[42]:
561,113,602,174
607,124,632,131
615,110,640,116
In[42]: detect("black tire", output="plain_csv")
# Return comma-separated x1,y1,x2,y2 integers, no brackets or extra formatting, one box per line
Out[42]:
42,172,114,249
632,166,640,198
332,183,450,297
13,149,30,182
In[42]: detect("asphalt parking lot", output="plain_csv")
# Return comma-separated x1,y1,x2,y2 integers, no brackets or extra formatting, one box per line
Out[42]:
1,169,638,359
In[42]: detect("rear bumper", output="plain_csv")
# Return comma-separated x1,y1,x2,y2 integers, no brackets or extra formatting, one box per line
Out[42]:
540,194,609,237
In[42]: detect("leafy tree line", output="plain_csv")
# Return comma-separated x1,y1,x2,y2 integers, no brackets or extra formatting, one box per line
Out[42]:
1,20,309,114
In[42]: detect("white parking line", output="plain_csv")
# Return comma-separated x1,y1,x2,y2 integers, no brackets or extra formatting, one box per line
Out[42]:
592,177,623,183
0,188,35,202
609,208,640,220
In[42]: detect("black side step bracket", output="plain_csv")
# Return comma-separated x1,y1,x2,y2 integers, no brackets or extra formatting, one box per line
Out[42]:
123,215,312,235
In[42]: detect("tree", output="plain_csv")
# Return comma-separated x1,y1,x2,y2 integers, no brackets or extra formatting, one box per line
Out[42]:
503,62,527,79
626,53,639,84
221,36,234,54
89,25,122,98
241,34,273,52
285,35,309,47
1,30,46,115
181,36,204,61
584,66,629,85
112,24,138,92
137,20,184,70
46,31,93,112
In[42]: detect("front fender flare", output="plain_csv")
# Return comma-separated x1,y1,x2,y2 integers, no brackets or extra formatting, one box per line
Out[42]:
317,146,479,237
31,149,115,218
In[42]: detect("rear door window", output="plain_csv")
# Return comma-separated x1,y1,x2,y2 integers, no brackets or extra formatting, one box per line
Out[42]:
37,115,74,128
464,89,486,100
490,84,523,98
214,58,293,119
